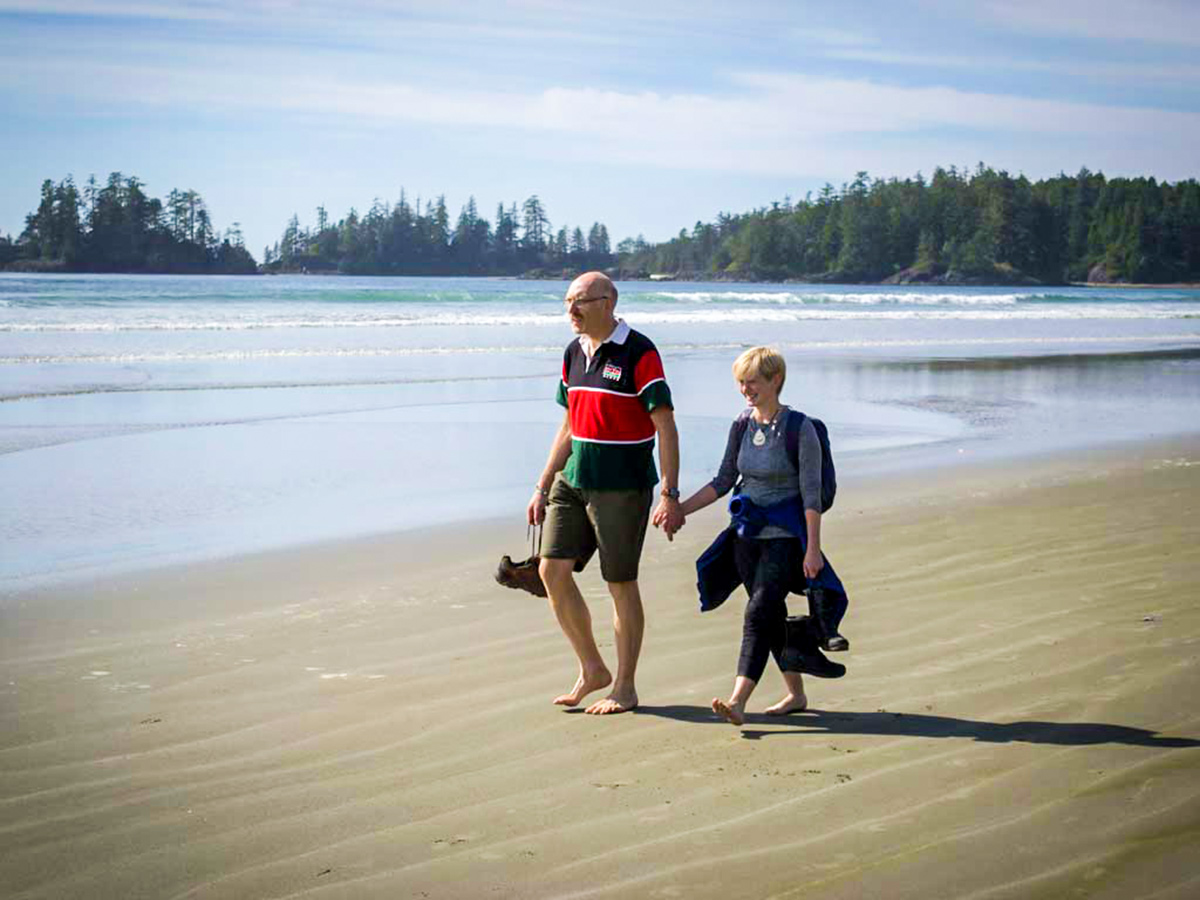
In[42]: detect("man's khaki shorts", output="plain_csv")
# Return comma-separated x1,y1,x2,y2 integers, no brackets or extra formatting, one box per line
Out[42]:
540,474,654,584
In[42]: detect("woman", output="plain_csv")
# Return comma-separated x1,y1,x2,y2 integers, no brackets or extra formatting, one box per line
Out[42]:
668,347,849,726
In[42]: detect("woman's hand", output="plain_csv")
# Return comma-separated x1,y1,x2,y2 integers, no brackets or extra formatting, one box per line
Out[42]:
803,545,825,579
803,509,823,578
652,498,684,541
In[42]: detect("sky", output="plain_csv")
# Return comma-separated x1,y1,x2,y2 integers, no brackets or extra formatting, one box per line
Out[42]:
2,0,1199,259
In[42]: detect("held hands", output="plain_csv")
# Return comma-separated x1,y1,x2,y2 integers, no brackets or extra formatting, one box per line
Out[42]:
803,545,825,579
652,497,685,541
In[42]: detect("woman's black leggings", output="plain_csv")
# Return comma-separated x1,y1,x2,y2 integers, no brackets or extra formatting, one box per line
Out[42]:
733,535,800,682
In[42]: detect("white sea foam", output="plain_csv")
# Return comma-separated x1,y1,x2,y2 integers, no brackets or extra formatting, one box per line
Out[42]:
654,290,1031,305
0,312,569,332
625,306,1199,323
757,333,1200,352
4,333,1197,369
4,304,1200,333
0,345,564,365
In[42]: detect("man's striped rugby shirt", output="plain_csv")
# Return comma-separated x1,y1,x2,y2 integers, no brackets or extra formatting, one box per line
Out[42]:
555,319,673,491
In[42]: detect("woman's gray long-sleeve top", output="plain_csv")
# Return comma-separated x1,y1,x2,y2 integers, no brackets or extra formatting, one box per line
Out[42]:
708,407,823,540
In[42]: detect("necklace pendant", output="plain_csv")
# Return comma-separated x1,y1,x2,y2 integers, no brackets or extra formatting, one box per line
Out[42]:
752,428,766,446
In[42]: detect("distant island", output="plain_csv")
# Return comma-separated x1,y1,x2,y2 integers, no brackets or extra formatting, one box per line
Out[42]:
3,165,1198,285
1,174,257,275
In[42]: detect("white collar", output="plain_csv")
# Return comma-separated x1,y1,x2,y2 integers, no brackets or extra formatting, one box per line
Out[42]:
579,318,630,358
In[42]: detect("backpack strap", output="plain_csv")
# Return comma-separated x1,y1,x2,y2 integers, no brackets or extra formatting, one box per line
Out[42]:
728,408,754,493
731,407,754,444
784,407,804,473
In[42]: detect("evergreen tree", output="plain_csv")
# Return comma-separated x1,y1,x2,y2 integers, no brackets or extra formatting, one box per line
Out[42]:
10,172,254,273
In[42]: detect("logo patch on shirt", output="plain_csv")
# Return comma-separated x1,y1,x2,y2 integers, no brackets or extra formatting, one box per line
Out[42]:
602,362,623,382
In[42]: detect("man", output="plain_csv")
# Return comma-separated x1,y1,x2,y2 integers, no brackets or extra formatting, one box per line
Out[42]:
527,271,683,715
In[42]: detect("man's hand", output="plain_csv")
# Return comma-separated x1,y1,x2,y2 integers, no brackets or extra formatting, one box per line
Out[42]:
652,497,684,541
528,490,547,526
803,546,825,579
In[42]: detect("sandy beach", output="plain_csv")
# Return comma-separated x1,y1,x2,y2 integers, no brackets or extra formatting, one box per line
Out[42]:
2,437,1199,899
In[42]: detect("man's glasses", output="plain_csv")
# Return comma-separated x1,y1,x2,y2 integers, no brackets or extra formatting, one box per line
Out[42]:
564,294,609,308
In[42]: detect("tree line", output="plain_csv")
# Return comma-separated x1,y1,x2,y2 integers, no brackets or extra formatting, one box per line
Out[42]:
617,166,1200,284
1,173,257,274
4,165,1199,283
265,193,613,276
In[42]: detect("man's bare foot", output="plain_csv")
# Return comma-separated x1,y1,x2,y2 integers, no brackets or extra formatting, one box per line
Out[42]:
553,667,612,707
585,687,637,715
712,697,745,726
764,691,808,715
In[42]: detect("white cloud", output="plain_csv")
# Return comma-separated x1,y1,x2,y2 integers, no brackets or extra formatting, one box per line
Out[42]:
0,0,235,20
792,26,877,47
976,0,1200,47
10,46,1197,183
0,0,657,47
819,46,1200,86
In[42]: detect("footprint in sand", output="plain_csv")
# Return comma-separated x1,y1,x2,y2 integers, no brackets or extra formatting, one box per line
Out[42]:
812,852,858,870
651,887,685,898
109,681,152,692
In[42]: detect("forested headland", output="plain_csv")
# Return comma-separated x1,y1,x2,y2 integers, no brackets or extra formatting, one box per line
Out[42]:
621,166,1200,285
4,165,1199,284
263,194,613,277
1,174,257,274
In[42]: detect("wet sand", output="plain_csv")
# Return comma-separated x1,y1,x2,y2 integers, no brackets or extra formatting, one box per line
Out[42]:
2,438,1199,899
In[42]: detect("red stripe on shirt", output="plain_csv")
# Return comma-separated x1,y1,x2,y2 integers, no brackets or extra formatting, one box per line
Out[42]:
568,389,656,443
633,351,665,393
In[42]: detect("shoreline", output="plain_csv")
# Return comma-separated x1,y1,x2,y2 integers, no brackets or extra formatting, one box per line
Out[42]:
3,430,1195,602
3,429,1195,612
2,433,1198,898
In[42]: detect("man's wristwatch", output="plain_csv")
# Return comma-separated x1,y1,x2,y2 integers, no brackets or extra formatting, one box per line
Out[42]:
661,487,680,500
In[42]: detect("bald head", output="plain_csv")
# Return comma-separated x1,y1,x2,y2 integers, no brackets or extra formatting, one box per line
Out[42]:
564,271,619,340
566,271,618,306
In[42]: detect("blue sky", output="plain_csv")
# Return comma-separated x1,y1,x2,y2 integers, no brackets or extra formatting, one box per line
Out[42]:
2,0,1199,259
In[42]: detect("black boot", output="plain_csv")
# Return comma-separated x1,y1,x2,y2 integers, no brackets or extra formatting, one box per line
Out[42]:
780,615,846,678
808,588,849,652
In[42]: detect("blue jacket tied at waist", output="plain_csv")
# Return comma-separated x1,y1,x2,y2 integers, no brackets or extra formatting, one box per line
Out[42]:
695,493,847,612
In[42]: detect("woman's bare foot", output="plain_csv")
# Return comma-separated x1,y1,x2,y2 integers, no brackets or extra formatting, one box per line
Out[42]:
764,691,808,715
712,697,745,726
554,666,612,707
585,686,638,715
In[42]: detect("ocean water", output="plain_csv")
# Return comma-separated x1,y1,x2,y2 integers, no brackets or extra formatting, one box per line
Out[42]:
3,273,1200,589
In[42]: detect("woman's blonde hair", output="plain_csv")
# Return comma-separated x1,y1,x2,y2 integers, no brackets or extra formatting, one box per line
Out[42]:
732,346,786,391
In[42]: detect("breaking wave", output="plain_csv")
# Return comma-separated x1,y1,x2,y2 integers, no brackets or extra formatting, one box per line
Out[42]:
5,303,1200,333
